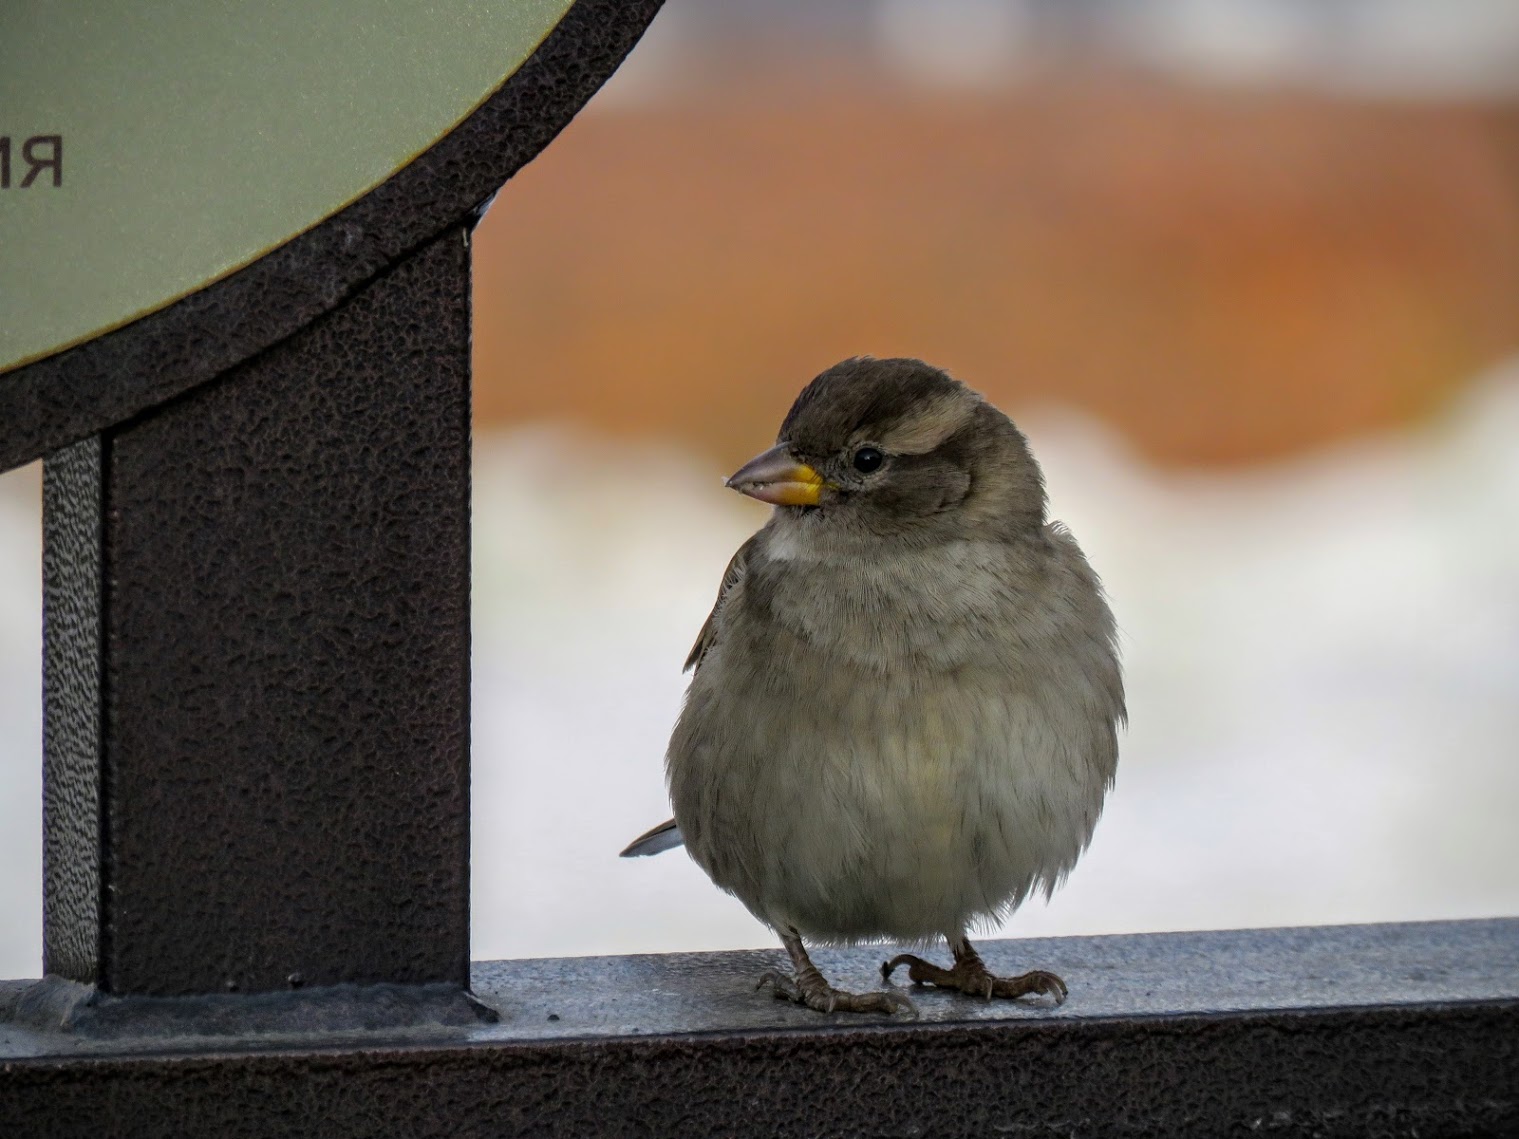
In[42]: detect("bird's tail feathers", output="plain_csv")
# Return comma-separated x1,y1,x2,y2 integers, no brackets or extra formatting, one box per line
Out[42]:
620,818,685,857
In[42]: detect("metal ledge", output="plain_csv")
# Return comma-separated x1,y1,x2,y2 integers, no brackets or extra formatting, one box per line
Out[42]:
2,919,1515,1136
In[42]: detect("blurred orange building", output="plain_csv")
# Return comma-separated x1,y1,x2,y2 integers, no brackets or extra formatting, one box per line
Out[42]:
473,70,1519,469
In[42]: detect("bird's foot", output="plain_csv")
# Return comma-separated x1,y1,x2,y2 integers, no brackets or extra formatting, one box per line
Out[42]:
758,968,916,1017
880,944,1067,1005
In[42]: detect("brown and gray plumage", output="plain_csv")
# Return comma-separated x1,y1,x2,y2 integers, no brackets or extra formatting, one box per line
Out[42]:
623,357,1124,1014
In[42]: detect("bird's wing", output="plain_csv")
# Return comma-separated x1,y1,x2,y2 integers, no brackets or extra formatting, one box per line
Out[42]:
683,536,754,673
619,818,685,857
622,543,750,862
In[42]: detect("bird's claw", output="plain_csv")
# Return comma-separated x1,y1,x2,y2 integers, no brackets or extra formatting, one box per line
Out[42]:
1007,969,1068,1005
881,953,1067,1006
756,969,801,1002
759,969,916,1017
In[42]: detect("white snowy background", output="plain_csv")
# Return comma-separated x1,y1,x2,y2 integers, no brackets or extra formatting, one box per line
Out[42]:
3,362,1514,978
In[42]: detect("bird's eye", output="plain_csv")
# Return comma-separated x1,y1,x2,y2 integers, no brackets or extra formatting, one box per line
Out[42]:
852,446,884,473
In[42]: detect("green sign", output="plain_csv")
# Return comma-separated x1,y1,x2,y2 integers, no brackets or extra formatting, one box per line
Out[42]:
0,0,574,374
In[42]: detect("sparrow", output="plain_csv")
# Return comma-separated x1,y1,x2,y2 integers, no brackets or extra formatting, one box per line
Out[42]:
622,357,1124,1015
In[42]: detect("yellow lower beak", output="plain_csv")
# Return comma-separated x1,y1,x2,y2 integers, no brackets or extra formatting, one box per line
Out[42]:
725,443,825,507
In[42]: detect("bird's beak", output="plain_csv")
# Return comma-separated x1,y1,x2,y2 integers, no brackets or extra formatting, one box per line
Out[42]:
725,443,826,507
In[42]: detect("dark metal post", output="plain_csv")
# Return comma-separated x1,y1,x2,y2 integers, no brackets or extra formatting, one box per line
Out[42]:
41,228,472,999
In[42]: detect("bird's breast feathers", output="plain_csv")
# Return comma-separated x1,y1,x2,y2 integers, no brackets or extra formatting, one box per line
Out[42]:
736,523,1111,678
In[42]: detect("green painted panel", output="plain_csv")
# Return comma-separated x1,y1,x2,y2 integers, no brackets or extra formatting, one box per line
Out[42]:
0,0,574,373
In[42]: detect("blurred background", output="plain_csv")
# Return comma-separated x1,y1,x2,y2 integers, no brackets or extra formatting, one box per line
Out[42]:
2,0,1518,977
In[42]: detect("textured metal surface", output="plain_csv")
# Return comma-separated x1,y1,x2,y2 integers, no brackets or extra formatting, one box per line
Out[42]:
464,917,1519,1036
41,438,104,982
1,922,1516,1137
39,228,473,997
5,978,494,1042
0,0,666,473
5,919,1515,1053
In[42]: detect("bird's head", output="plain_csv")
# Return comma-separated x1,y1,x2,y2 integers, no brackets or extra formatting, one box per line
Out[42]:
725,357,1047,542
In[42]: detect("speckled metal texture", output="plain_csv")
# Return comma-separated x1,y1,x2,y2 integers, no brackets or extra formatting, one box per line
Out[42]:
41,438,104,982
0,0,665,473
40,228,473,997
1,923,1515,1138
